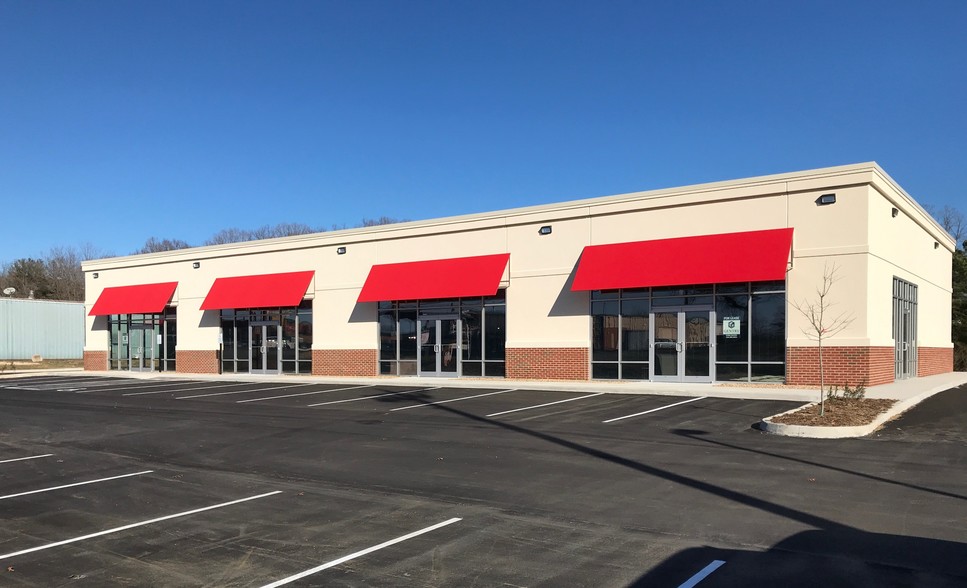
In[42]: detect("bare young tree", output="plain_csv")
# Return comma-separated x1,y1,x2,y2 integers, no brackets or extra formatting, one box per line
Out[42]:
790,263,856,415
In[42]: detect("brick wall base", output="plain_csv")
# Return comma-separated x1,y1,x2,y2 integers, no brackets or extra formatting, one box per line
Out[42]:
176,350,219,374
312,349,378,377
83,350,108,371
506,347,589,380
787,346,894,387
918,347,954,377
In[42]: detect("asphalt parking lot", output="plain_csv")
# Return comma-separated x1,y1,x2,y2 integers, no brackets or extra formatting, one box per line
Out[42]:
0,374,965,587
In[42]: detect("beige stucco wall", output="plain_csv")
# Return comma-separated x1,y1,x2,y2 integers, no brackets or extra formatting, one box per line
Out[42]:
83,162,955,369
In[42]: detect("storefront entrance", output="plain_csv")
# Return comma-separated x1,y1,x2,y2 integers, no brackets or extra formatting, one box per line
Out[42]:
127,324,158,372
419,316,460,377
651,307,713,383
250,322,281,375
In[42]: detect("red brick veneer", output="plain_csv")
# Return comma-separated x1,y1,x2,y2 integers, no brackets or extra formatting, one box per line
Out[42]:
176,350,219,374
786,346,894,387
83,350,108,371
506,347,589,380
918,347,953,377
312,349,378,377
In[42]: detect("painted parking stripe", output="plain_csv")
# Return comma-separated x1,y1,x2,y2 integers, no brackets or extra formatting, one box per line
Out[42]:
390,389,517,412
486,392,605,417
123,381,248,396
0,490,282,561
0,454,54,464
74,380,208,393
307,387,440,408
0,470,153,501
238,385,373,404
678,559,726,588
178,383,317,400
259,517,461,588
602,396,707,423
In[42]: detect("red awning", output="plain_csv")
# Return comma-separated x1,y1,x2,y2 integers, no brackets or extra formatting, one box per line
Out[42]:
357,253,510,302
571,228,793,291
200,270,314,310
89,282,178,316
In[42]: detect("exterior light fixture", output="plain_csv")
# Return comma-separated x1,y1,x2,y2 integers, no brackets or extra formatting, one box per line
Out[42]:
539,225,552,235
891,207,899,218
192,262,200,269
934,242,939,249
816,193,837,206
92,273,99,279
336,246,347,255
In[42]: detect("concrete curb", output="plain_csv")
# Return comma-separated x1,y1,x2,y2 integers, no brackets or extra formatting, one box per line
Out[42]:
759,380,956,438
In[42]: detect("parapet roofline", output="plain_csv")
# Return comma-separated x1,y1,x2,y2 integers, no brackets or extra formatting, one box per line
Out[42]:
83,161,942,270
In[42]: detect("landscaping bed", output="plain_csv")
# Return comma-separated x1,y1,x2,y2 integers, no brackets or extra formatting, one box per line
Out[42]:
769,397,897,427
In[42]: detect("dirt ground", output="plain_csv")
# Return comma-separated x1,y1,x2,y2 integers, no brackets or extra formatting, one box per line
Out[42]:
0,358,84,372
770,398,897,426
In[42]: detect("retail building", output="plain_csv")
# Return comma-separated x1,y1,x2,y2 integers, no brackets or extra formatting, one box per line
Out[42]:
82,163,955,386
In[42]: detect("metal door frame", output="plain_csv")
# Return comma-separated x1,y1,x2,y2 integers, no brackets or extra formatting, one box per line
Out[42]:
418,315,461,377
649,305,714,383
249,321,281,375
128,324,157,372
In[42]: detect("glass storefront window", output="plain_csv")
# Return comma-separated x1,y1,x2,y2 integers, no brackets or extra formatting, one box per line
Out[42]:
219,304,312,374
379,294,506,377
752,293,785,362
590,282,785,383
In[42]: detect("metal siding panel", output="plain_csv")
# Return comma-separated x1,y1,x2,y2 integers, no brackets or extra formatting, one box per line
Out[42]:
0,299,84,360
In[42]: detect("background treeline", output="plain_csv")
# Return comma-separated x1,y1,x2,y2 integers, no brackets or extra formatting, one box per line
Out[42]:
0,218,403,302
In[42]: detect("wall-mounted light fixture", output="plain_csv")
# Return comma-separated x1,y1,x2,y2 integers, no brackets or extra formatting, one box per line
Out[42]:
816,193,837,206
92,272,98,279
192,262,200,269
891,207,899,218
336,246,347,255
538,225,552,235
934,241,940,249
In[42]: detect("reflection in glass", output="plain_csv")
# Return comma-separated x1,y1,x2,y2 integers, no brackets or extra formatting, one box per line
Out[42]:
653,312,678,377
683,312,710,377
621,299,649,362
752,293,785,362
716,295,748,362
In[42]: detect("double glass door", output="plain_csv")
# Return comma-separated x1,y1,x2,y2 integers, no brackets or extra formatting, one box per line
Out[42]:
419,317,459,377
250,322,280,374
127,325,158,372
652,308,712,382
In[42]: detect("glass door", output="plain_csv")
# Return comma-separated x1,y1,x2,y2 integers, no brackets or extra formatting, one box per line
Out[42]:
418,316,460,377
651,307,713,383
250,322,281,374
128,325,157,372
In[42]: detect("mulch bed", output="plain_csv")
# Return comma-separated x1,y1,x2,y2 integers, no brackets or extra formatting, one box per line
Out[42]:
769,398,897,427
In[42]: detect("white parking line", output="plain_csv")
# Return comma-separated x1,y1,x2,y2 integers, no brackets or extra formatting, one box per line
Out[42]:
0,454,53,464
123,381,247,396
0,470,153,501
307,387,440,407
678,559,726,588
259,517,462,588
486,392,605,417
74,380,207,393
602,396,707,423
178,383,317,400
238,385,373,404
390,389,517,412
0,490,282,560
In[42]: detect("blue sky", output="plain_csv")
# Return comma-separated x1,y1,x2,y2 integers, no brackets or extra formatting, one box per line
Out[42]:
1,1,965,263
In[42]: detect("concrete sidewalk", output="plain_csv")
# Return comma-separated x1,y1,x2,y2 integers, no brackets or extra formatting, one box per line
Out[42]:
2,368,964,404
